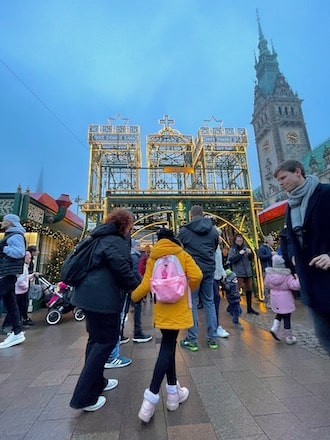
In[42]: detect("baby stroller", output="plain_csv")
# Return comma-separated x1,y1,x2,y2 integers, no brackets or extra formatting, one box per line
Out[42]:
38,276,85,325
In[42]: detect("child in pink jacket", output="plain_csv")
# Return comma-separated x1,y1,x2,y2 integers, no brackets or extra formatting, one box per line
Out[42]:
264,254,300,344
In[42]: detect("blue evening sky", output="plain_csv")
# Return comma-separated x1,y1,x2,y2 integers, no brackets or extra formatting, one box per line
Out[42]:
1,1,329,213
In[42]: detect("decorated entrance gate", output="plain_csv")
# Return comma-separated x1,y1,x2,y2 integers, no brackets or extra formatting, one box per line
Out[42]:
81,115,264,297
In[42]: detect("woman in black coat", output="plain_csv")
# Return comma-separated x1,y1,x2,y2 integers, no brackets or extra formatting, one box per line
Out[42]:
70,208,140,412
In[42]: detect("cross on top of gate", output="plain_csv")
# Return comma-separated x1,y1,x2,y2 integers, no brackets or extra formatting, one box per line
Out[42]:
158,114,175,128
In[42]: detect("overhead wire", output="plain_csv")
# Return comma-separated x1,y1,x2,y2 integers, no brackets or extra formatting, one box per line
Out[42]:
0,57,88,150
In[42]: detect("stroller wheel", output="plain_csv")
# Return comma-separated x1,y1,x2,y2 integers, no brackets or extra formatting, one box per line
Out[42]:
74,308,85,321
46,309,61,325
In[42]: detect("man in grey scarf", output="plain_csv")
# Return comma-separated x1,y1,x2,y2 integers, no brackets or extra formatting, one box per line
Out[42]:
274,160,330,354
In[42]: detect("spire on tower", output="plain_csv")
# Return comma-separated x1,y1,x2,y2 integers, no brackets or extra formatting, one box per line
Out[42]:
254,11,280,96
256,10,270,56
36,167,44,193
271,40,277,56
256,9,264,39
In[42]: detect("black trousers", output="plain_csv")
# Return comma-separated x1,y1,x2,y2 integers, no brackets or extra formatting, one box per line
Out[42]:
275,312,291,329
149,329,179,395
16,292,29,320
70,310,120,409
0,275,22,334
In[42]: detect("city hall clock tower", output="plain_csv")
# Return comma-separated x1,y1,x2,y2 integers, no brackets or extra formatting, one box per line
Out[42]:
251,14,311,207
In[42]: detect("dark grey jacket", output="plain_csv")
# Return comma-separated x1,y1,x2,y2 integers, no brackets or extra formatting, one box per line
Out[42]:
177,216,219,274
227,243,253,278
71,223,140,314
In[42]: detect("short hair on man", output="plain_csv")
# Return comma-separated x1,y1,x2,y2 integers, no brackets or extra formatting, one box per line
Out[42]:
190,205,204,217
273,160,306,179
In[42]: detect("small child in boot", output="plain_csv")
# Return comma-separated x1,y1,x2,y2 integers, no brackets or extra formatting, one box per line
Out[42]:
224,270,243,330
264,254,300,344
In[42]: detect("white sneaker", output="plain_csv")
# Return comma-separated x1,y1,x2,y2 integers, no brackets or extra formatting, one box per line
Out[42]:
83,396,106,412
0,331,25,349
103,379,118,391
217,326,229,338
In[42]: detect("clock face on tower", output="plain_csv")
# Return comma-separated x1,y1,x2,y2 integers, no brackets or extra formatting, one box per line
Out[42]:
286,130,300,144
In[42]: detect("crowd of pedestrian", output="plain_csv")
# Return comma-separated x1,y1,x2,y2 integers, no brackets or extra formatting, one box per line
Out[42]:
1,166,329,422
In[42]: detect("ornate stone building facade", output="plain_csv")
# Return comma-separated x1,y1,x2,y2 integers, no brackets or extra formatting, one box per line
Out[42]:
251,16,312,207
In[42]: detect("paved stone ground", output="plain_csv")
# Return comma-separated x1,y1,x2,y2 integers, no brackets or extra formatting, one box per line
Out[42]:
243,297,330,359
0,296,329,440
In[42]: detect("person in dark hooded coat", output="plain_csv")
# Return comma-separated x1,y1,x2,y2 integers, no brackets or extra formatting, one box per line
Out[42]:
177,205,219,351
70,208,140,412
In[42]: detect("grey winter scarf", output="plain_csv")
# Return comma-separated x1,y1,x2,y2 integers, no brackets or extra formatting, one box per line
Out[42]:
287,174,319,230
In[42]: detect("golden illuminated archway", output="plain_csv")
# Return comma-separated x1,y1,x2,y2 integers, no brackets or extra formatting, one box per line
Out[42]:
81,115,264,298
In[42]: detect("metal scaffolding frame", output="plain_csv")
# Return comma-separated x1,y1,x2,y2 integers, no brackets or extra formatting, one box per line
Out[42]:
81,115,264,298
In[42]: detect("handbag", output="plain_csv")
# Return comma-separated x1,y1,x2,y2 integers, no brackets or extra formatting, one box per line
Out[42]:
28,283,43,300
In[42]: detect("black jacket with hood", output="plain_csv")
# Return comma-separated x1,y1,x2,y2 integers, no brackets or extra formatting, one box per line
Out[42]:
177,216,219,275
71,223,140,314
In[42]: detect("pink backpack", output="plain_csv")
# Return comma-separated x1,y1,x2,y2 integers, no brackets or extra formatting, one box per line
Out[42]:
150,255,188,304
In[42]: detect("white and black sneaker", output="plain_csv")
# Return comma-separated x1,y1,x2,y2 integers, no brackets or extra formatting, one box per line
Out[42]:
120,336,130,345
82,396,106,412
132,334,152,343
104,355,132,369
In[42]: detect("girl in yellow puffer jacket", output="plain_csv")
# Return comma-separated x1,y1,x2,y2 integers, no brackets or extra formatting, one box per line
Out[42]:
132,228,202,423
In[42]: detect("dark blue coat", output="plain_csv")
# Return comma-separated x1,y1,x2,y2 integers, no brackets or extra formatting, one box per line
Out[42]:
257,244,273,272
71,223,140,314
286,183,330,313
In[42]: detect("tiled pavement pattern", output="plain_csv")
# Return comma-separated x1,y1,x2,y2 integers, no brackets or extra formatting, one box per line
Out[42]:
0,296,329,440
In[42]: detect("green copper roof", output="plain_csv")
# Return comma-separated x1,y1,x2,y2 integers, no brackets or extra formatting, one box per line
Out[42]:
303,138,330,174
255,13,280,96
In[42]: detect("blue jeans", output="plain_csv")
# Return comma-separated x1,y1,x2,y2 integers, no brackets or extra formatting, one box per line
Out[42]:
133,300,143,336
108,298,127,361
187,272,218,342
0,275,22,334
262,272,270,303
109,338,120,360
70,311,120,409
213,279,221,326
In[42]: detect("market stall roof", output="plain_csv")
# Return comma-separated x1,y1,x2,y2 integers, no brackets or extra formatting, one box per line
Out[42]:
30,192,84,228
258,200,287,224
